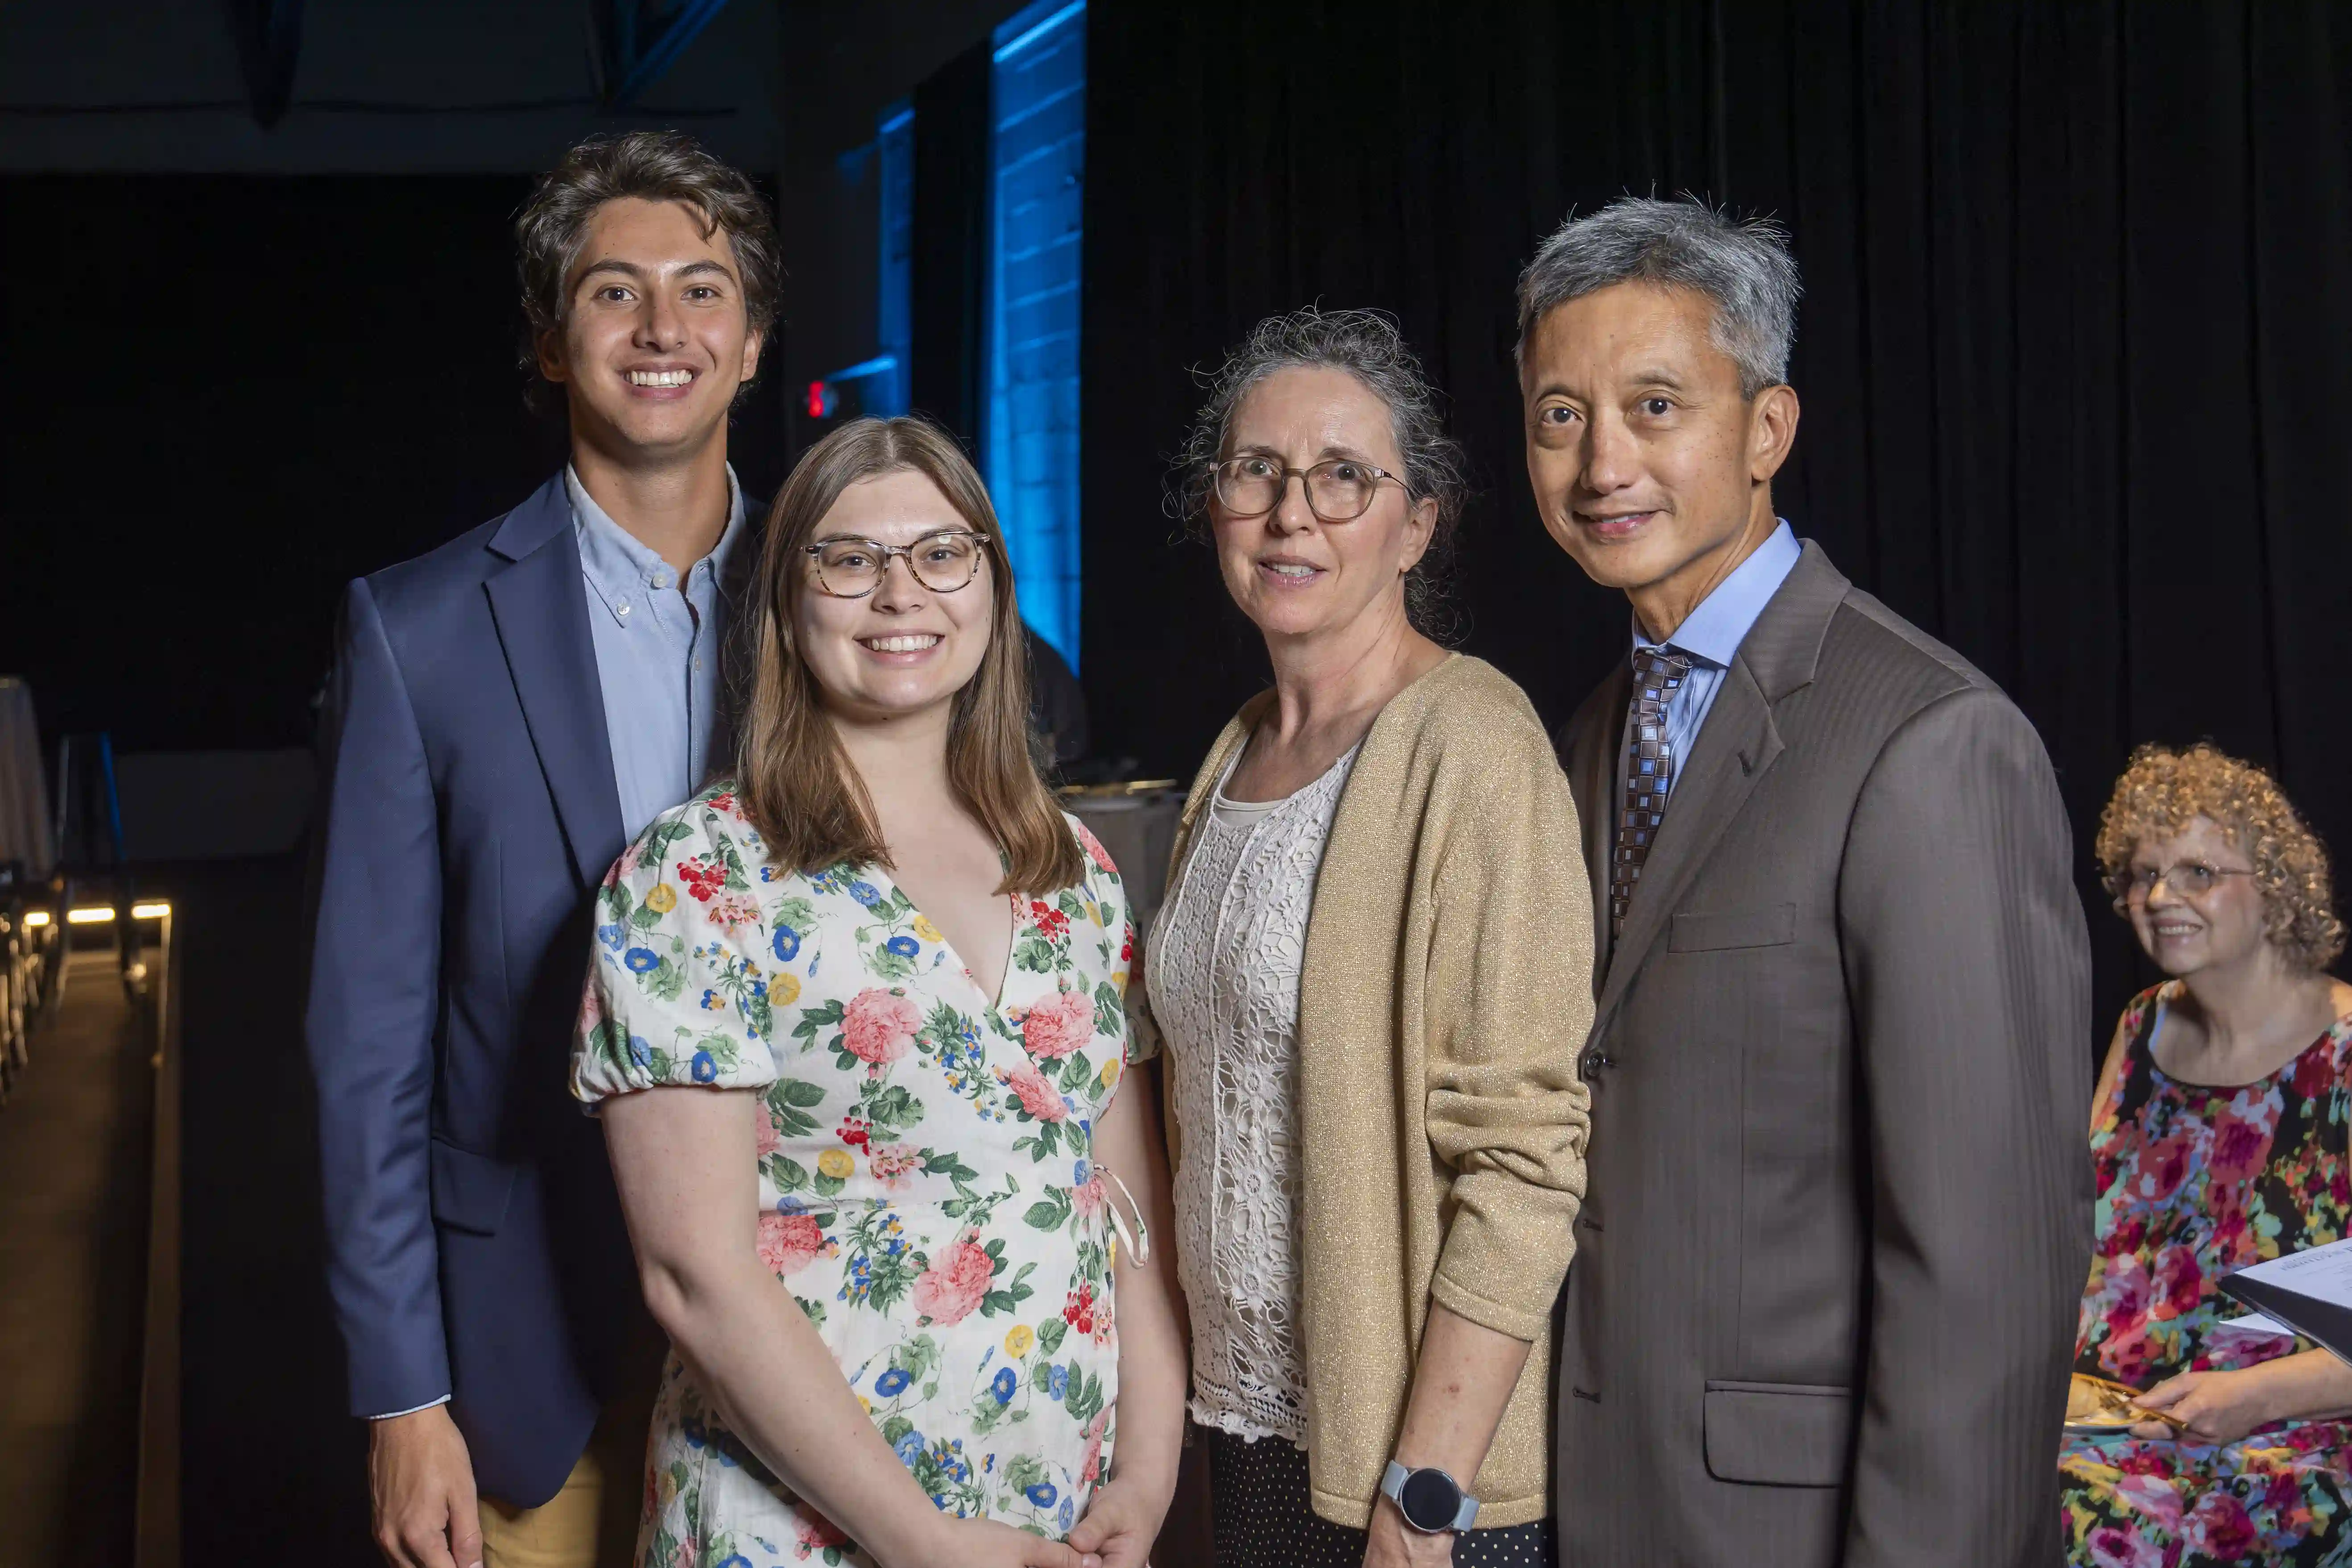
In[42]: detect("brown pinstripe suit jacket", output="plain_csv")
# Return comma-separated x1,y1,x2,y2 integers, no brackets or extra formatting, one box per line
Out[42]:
1552,542,2093,1567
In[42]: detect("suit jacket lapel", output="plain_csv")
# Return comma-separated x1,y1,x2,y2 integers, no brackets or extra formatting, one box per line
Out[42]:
1573,662,1631,986
484,476,625,889
1593,659,1784,1025
1588,540,1853,1030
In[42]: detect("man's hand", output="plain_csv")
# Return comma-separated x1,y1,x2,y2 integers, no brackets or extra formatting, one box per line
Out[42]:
368,1405,483,1568
1362,1497,1454,1568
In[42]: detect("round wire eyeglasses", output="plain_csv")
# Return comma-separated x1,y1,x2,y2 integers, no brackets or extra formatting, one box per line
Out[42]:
1211,456,1405,522
802,530,991,598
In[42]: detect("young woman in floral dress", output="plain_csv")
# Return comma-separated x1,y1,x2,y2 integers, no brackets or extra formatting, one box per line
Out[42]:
572,417,1184,1568
2064,744,2352,1566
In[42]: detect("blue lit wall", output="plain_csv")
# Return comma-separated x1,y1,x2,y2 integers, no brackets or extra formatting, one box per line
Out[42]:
985,0,1085,670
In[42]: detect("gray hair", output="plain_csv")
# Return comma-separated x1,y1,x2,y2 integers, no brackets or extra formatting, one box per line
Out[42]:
1515,196,1802,397
1171,307,1468,636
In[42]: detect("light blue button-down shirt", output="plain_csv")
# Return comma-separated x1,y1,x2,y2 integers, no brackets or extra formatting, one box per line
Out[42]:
1631,521,1802,802
568,465,748,842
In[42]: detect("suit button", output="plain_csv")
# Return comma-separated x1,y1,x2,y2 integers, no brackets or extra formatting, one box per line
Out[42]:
1579,1049,1612,1078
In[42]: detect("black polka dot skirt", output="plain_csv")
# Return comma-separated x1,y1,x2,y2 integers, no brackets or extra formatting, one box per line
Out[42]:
1203,1427,1557,1568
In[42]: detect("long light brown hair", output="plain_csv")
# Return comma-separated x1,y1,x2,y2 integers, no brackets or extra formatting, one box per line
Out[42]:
733,416,1083,895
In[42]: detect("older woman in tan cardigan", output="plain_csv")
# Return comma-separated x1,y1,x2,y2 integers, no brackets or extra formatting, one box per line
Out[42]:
1137,308,1592,1568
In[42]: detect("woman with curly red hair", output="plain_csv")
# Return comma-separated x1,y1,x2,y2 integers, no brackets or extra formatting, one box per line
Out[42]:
2063,743,2352,1564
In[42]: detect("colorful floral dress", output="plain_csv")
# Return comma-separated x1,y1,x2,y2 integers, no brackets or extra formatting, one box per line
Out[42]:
572,784,1143,1568
2063,983,2352,1566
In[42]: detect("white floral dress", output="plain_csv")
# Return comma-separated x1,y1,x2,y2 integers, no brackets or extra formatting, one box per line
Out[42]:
572,784,1141,1568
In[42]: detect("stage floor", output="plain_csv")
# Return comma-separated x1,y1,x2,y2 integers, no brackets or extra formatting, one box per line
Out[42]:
0,952,155,1568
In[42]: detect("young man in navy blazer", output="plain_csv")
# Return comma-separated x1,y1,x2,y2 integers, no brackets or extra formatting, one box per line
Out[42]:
306,132,779,1568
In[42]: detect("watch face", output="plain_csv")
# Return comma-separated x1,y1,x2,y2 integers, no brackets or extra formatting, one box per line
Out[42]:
1397,1468,1461,1532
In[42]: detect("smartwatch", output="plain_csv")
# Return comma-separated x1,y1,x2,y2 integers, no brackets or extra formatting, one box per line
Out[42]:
1381,1460,1480,1533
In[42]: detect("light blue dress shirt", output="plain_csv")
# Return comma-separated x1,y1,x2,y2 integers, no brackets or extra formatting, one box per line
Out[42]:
568,465,748,842
1631,521,1802,802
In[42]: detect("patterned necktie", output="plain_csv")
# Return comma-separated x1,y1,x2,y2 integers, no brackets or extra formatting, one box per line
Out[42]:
1611,647,1690,938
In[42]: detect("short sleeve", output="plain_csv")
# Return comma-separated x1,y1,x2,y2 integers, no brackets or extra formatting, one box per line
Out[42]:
571,797,781,1107
1067,813,1157,1064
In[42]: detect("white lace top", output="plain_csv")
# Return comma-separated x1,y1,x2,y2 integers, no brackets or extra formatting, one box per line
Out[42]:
1146,739,1360,1444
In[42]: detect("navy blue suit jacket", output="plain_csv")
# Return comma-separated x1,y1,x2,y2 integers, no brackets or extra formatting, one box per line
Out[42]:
306,473,648,1507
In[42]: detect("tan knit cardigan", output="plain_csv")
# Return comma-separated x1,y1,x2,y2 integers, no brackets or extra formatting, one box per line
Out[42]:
1142,654,1595,1529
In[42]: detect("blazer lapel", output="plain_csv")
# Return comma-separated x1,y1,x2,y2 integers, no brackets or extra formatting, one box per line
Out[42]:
1593,659,1783,1028
1573,662,1631,986
484,477,625,889
1590,540,1849,1031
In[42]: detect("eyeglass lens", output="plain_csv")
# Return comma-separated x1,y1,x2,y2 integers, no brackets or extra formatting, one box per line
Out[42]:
2121,863,2224,897
813,533,981,595
1216,458,1381,521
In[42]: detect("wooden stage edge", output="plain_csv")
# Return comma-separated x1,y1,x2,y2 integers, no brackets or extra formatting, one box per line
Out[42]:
133,919,180,1568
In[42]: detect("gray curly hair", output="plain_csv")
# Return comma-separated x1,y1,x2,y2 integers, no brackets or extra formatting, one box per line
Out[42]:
1170,307,1468,636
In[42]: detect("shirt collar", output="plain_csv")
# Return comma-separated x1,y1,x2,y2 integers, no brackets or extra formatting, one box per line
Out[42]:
567,463,747,625
1631,519,1802,669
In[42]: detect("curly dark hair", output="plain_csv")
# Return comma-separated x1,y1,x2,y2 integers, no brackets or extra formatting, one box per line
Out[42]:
1169,307,1469,638
2095,742,2345,972
513,130,781,412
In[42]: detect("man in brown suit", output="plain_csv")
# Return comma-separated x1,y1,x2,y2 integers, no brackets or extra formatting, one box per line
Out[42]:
1525,197,2093,1566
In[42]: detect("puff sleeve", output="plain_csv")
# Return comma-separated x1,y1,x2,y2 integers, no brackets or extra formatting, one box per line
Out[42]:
572,798,783,1106
1064,814,1158,1067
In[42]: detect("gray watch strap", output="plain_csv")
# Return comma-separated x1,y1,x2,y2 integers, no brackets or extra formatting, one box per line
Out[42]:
1381,1459,1480,1532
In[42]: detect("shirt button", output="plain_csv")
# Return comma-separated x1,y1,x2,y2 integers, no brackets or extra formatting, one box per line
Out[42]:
693,658,703,671
651,572,668,589
616,602,631,617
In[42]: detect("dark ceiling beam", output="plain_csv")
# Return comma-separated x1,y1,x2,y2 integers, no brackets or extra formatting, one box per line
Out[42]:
598,0,732,112
225,0,303,128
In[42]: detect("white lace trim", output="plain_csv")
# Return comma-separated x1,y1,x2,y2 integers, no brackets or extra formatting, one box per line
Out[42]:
1147,739,1359,1446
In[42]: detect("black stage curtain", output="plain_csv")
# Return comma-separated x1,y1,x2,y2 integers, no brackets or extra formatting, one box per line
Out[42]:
0,175,790,754
1080,0,2352,1038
